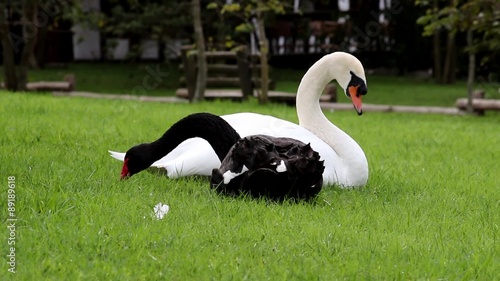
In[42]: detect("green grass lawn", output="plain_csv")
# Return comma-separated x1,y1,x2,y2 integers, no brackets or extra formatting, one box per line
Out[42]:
26,62,500,107
27,62,182,96
1,91,499,280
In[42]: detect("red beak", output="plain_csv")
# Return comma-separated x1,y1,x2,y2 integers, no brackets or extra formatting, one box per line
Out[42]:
349,86,363,116
121,158,130,179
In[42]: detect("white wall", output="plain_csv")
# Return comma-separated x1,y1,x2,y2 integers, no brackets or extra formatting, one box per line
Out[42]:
72,0,101,60
72,0,164,60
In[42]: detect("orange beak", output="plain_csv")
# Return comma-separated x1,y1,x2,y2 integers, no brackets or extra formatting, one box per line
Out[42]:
349,86,363,116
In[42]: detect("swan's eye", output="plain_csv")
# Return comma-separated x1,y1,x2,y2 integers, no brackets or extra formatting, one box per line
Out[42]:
347,71,367,96
358,85,367,96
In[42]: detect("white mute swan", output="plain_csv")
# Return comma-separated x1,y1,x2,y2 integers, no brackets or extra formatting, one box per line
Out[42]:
110,51,368,187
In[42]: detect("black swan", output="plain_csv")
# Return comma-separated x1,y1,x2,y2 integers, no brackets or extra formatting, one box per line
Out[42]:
117,113,324,200
119,113,239,179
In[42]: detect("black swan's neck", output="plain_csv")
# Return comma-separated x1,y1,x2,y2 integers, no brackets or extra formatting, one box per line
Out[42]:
148,113,240,162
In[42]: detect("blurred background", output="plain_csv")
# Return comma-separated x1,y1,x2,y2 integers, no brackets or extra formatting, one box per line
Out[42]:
1,0,499,102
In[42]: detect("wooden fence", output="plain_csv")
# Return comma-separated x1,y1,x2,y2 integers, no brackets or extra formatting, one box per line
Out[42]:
176,46,274,101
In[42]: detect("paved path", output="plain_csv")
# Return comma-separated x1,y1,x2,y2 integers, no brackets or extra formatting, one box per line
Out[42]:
53,91,188,103
53,90,464,115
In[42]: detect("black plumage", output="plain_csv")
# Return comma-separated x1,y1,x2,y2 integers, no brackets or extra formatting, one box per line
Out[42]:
211,135,325,201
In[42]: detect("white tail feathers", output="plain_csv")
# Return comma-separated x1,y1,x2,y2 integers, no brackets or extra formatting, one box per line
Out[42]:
108,150,126,161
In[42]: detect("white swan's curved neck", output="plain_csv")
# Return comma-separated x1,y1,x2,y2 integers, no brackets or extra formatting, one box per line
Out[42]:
296,54,368,186
296,57,334,127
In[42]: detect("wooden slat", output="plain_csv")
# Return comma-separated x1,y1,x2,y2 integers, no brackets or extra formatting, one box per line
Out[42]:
179,64,263,72
209,64,238,71
179,77,275,88
187,51,260,59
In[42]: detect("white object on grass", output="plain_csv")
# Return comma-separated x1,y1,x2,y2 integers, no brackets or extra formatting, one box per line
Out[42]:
153,202,170,220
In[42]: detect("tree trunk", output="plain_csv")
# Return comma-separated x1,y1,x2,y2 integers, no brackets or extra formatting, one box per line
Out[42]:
442,0,457,84
18,0,39,91
256,5,269,104
192,0,206,102
0,2,18,91
235,46,252,100
1,38,18,91
433,31,442,82
448,34,456,84
432,0,442,82
34,24,48,68
466,28,475,113
442,31,455,84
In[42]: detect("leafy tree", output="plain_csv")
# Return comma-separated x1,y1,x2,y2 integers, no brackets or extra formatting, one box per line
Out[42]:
417,0,500,111
1,0,39,91
417,0,459,84
0,0,83,91
98,0,191,60
419,0,500,54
